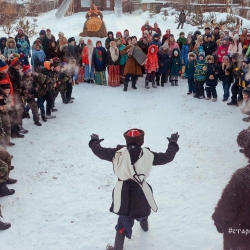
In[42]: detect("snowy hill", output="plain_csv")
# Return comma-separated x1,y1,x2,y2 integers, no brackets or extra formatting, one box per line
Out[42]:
0,8,249,250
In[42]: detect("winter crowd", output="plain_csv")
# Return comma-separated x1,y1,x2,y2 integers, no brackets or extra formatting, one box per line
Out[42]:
0,17,250,250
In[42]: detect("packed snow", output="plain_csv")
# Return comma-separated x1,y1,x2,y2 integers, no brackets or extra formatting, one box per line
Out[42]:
0,8,250,250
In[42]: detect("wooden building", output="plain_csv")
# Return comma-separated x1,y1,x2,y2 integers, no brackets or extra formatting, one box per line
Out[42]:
58,0,115,13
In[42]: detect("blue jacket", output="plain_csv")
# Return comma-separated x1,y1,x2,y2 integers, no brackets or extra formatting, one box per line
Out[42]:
157,46,170,73
181,44,190,65
194,58,207,81
185,52,197,78
92,47,107,71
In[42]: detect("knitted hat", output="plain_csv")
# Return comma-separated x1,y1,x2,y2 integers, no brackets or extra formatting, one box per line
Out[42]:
46,28,51,32
223,55,229,61
223,36,229,41
87,39,92,44
0,99,7,106
58,31,64,36
39,30,46,36
0,84,10,89
123,128,145,146
10,57,21,67
179,31,185,36
0,60,8,71
153,33,159,38
242,86,250,96
206,34,212,38
198,52,205,59
68,37,75,43
116,31,122,37
188,31,193,36
52,57,61,67
162,43,169,49
17,27,23,32
22,65,31,74
214,26,219,30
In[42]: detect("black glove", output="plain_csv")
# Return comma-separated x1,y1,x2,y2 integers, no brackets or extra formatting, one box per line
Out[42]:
90,133,104,143
167,132,179,143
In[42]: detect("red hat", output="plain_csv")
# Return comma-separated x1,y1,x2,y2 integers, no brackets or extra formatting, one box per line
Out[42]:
22,65,31,74
10,57,21,67
116,31,122,36
124,128,145,146
96,40,102,46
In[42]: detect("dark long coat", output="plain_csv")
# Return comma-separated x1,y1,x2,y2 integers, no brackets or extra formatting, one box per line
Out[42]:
212,165,250,250
89,139,179,218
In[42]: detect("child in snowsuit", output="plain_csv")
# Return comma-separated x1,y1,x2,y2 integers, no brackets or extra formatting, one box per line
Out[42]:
194,52,207,99
169,48,181,86
144,45,159,89
218,55,234,102
185,52,196,95
204,55,218,102
212,128,250,250
88,129,179,250
157,43,169,87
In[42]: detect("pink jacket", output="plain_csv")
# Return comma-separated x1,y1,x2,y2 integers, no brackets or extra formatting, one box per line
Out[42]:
168,41,179,58
217,45,229,63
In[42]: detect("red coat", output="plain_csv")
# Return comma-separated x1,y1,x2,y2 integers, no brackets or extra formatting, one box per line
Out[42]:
145,45,159,73
81,46,94,65
0,73,14,106
217,45,229,63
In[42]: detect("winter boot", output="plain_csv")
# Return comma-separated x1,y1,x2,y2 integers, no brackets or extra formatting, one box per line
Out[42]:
152,79,157,88
222,98,228,102
0,221,11,230
52,108,58,112
46,109,56,119
75,79,79,85
6,178,17,184
71,97,75,100
161,82,164,87
227,100,237,106
0,182,15,197
23,112,30,119
156,81,160,86
11,126,24,138
171,81,175,86
67,99,74,103
90,80,94,83
132,81,137,89
199,96,204,99
239,149,244,153
145,80,150,89
106,232,125,250
175,80,178,86
7,142,15,146
123,81,128,92
34,121,42,126
243,116,250,122
17,125,29,134
140,218,149,232
212,98,217,102
205,97,211,100
41,114,47,122
10,166,14,170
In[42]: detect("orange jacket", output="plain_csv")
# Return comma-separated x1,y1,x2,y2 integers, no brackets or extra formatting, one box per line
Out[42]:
0,73,14,106
145,45,159,73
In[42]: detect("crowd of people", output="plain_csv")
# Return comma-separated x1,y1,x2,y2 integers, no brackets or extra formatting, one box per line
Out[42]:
0,18,250,249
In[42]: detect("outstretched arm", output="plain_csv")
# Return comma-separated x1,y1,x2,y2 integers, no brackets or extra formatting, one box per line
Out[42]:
89,134,123,162
151,133,179,165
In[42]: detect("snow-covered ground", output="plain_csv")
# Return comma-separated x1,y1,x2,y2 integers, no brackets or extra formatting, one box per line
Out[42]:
0,8,249,250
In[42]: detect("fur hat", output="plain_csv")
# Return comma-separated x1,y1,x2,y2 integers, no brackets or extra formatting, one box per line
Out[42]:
39,30,46,36
10,57,21,67
0,99,7,106
68,37,75,43
237,128,250,161
231,53,239,61
242,86,250,96
58,31,64,37
22,65,31,74
0,60,8,71
123,128,145,146
206,55,214,63
188,52,197,60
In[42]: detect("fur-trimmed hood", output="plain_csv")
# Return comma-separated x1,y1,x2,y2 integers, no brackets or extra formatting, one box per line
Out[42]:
171,48,180,58
188,52,197,60
148,44,158,55
206,55,214,63
204,35,215,42
6,38,16,48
